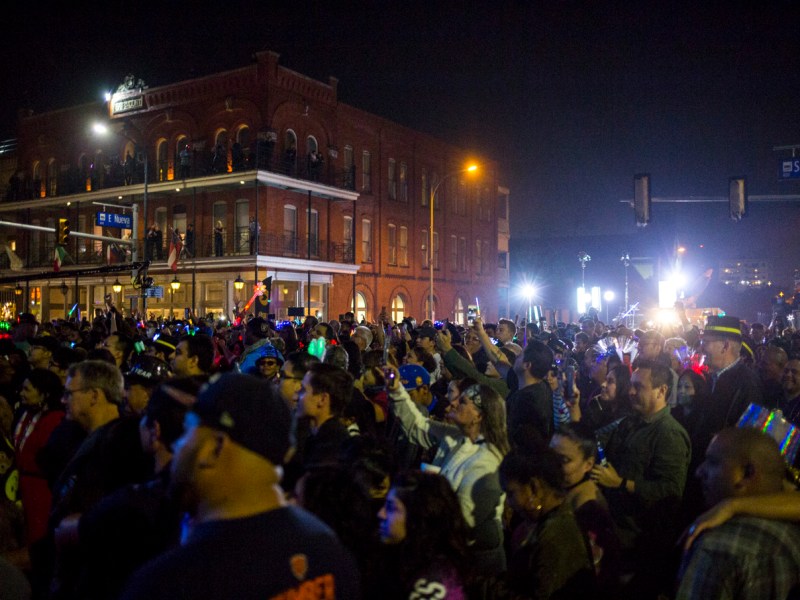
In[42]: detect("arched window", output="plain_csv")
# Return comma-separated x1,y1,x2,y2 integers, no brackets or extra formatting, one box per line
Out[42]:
454,297,465,325
306,136,321,180
211,132,228,174
283,130,298,175
47,159,57,197
352,291,368,323
79,154,90,192
391,294,406,324
233,127,249,171
157,139,169,181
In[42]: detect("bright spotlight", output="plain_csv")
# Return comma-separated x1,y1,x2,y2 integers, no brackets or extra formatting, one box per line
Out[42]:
521,284,536,299
603,290,615,302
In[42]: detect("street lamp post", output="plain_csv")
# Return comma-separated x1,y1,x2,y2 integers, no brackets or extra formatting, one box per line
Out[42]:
621,253,631,327
170,276,181,318
94,121,148,315
429,164,477,322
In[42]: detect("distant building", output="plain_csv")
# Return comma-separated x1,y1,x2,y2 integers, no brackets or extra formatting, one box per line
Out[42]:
0,51,510,323
718,259,772,290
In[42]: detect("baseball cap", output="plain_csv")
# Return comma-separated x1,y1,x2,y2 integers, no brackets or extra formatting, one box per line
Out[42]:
255,344,284,365
192,372,294,465
398,364,430,390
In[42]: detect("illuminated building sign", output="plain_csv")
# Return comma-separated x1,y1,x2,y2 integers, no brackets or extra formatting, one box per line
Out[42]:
111,95,144,115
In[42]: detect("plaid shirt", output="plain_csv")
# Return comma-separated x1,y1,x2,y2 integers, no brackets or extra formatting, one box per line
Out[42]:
677,515,800,600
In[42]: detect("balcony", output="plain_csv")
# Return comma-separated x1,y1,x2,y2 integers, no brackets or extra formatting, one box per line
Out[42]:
2,145,357,203
11,230,356,272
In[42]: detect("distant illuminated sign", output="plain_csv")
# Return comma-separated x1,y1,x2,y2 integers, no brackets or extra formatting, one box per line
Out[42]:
96,212,132,229
111,94,144,116
780,159,800,179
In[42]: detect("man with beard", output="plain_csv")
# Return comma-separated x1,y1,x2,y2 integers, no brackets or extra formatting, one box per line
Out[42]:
120,372,361,599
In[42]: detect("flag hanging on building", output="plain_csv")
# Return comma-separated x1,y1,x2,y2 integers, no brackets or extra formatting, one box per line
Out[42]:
54,245,66,272
167,231,182,272
1,244,23,271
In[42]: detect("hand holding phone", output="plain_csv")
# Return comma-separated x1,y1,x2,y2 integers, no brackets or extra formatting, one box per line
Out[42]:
564,364,576,399
383,366,398,390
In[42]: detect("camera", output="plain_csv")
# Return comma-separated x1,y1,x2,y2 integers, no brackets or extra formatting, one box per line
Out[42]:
434,320,444,330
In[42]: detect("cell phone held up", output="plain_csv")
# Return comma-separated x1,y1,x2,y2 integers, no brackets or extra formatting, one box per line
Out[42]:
564,364,576,399
383,367,396,387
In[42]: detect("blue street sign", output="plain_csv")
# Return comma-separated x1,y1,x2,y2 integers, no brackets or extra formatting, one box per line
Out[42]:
144,286,164,298
780,159,800,180
96,211,132,229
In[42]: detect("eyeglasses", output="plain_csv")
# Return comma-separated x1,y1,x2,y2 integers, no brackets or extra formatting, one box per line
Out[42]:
279,372,302,381
259,359,279,367
63,387,91,399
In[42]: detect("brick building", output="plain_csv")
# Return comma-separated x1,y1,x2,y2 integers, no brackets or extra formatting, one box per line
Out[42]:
1,51,510,324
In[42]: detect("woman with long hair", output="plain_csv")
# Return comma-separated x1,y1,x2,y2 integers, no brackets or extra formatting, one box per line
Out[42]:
388,369,510,576
378,470,470,599
13,368,64,545
577,364,633,441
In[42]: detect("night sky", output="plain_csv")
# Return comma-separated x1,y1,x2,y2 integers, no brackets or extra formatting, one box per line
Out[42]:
3,2,800,316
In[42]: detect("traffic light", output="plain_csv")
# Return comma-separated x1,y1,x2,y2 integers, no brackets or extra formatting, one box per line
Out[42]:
56,218,70,245
262,276,273,303
729,177,747,221
633,174,650,227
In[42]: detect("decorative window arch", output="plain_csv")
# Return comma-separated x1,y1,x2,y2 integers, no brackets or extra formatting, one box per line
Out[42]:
214,130,229,148
306,135,318,155
156,139,169,181
352,291,368,323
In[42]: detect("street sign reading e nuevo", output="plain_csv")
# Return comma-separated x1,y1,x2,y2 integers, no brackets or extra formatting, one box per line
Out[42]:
780,159,800,180
96,211,132,229
143,286,164,298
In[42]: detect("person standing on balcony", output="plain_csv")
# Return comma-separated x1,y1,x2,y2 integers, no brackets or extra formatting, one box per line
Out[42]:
146,225,158,261
248,216,261,255
211,144,226,174
184,223,195,258
179,144,191,180
214,221,224,257
154,224,163,260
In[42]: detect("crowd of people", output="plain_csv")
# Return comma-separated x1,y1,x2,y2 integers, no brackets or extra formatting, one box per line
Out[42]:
1,300,800,599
